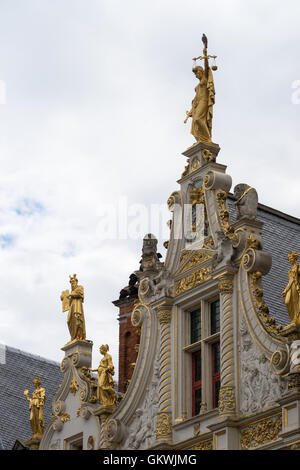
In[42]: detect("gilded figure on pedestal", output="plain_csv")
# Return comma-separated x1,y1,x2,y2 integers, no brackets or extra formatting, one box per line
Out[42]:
184,34,216,144
24,377,45,439
282,251,300,327
89,344,117,407
60,274,86,341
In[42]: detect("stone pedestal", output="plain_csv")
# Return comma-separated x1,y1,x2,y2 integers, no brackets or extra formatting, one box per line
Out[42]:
277,392,300,446
208,418,239,450
94,405,117,449
182,141,221,161
61,339,93,368
232,218,264,261
179,141,221,182
24,436,41,450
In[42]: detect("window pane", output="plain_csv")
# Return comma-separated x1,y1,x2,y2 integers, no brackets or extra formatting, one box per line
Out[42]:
195,388,202,415
194,352,201,383
210,300,220,335
213,343,220,374
190,308,201,343
214,380,221,408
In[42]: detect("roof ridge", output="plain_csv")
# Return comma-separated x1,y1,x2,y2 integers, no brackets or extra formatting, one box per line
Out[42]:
3,344,60,366
228,193,300,225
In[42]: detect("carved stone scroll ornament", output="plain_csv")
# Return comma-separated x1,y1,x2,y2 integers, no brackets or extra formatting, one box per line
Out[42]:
204,171,232,193
103,418,125,444
52,399,70,431
78,366,98,403
131,303,145,328
242,248,272,276
270,348,290,376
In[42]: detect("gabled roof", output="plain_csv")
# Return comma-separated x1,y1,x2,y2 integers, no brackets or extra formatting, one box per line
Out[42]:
0,345,61,450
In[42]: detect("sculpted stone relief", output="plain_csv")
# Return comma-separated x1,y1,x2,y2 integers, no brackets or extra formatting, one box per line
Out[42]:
233,184,258,221
239,317,287,415
124,356,160,450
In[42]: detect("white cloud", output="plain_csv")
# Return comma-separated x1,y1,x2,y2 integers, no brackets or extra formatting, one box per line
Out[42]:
0,0,299,375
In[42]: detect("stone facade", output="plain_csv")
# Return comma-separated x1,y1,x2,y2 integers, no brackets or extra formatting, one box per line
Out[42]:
39,138,300,451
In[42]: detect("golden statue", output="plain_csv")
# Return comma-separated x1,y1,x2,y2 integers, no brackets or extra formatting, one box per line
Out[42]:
282,251,300,327
60,274,86,342
184,34,217,144
89,344,117,407
24,377,45,439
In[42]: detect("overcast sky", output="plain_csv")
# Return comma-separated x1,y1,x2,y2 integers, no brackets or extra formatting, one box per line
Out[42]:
0,0,299,373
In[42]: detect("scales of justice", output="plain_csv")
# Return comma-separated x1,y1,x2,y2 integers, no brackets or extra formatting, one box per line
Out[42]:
184,33,218,145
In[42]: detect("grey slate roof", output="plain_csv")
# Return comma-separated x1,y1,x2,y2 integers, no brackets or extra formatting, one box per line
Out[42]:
228,195,300,327
0,345,61,450
257,205,300,326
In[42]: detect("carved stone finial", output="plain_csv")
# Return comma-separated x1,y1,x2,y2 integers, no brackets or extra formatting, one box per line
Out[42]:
139,233,162,274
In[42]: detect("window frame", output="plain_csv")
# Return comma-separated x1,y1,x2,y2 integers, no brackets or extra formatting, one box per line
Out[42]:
192,350,202,415
184,296,221,416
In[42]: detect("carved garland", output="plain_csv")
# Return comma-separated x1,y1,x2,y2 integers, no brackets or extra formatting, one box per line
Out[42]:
240,415,282,450
216,191,236,240
194,439,213,450
175,267,212,295
218,386,236,414
249,271,284,338
156,412,172,439
178,251,212,274
70,376,79,395
79,366,98,403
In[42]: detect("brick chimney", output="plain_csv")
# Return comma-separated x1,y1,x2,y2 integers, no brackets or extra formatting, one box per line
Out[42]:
112,273,140,394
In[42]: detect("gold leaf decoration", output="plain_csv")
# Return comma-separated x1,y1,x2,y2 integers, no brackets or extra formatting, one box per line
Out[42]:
240,415,282,450
175,267,212,295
